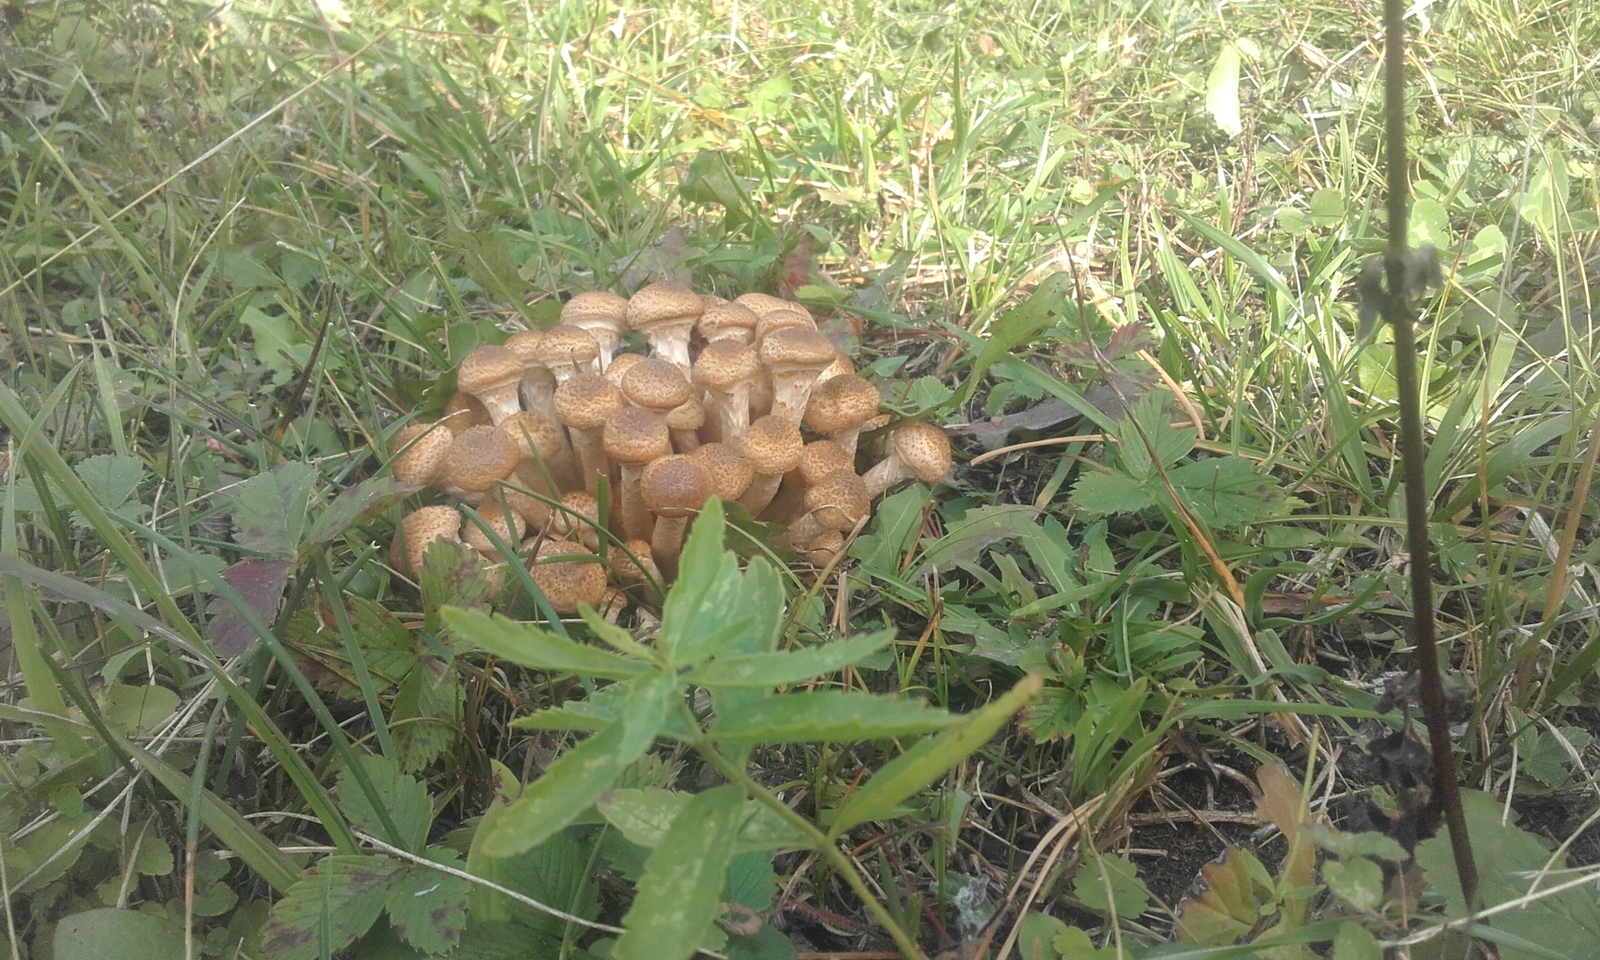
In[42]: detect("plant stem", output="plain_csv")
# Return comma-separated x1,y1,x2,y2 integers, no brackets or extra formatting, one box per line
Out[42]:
685,707,926,960
1382,0,1480,912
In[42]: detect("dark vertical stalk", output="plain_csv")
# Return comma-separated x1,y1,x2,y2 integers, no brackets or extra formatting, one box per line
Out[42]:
1381,0,1480,911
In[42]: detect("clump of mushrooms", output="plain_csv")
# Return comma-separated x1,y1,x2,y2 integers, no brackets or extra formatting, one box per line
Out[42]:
379,281,955,623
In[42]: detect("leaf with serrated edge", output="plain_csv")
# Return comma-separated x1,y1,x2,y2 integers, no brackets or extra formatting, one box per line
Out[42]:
228,462,317,559
336,755,432,853
714,690,956,745
260,855,399,960
829,674,1040,837
684,631,893,688
481,721,637,856
385,851,471,954
1174,846,1261,944
442,607,649,679
304,476,413,548
613,785,744,960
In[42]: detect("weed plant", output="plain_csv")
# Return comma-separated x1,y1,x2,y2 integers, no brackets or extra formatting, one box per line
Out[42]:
1,0,1598,958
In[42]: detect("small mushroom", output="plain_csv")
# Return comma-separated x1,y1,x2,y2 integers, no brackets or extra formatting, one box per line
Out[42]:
754,306,817,344
804,530,845,567
456,345,526,425
734,292,809,320
736,415,804,518
603,352,646,390
665,397,705,453
440,425,520,506
556,490,604,551
696,299,761,345
626,281,702,376
689,442,755,502
622,357,693,417
641,454,713,579
504,330,560,423
863,420,953,497
460,506,527,560
554,372,625,496
499,410,579,504
759,328,836,424
560,290,631,369
389,421,454,487
395,505,464,576
692,340,761,445
804,374,881,459
440,391,492,434
602,407,672,541
529,539,607,616
783,470,870,547
534,325,601,384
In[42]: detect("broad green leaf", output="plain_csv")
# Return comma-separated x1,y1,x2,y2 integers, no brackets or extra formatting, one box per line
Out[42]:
481,721,638,856
260,855,400,960
684,631,894,688
1117,393,1195,478
1332,923,1382,960
1206,43,1243,137
1055,924,1120,960
1015,910,1069,960
1072,456,1289,529
830,673,1040,836
304,477,414,548
385,851,471,955
1322,858,1383,912
599,789,806,854
240,305,311,385
101,684,178,736
227,461,317,558
849,486,926,576
613,785,745,960
714,690,956,745
617,671,674,757
726,852,777,912
336,755,432,853
71,454,144,527
469,826,599,934
53,908,184,960
393,657,462,772
951,272,1076,408
912,504,1041,576
449,227,536,319
1074,851,1151,920
442,607,649,679
661,499,760,663
1302,825,1408,863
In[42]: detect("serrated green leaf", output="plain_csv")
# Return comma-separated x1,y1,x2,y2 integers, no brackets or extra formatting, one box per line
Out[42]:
336,756,432,853
684,631,893,688
385,852,471,955
1015,910,1069,960
469,826,599,934
830,674,1040,836
714,690,956,745
240,306,312,385
613,785,744,960
1302,825,1408,863
442,607,650,679
228,462,317,558
481,721,638,856
1165,456,1290,527
1069,467,1156,517
1117,394,1195,478
101,684,179,737
72,454,143,521
304,477,414,549
260,855,400,960
393,658,461,773
726,852,777,912
53,908,185,960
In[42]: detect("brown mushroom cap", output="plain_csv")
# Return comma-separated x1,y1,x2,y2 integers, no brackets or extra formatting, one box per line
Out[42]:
754,307,817,343
603,352,647,389
443,425,520,497
759,328,837,423
621,357,693,414
625,282,702,374
641,455,713,519
799,440,855,485
397,505,464,575
804,470,871,532
739,415,805,475
561,291,630,367
734,292,808,319
696,299,761,345
456,345,526,424
804,530,846,567
460,507,527,558
804,374,881,457
665,397,705,451
503,330,559,421
534,325,601,383
615,539,661,588
692,340,762,443
862,420,953,496
689,442,754,501
557,490,603,550
441,391,492,434
529,539,607,615
555,372,626,431
390,422,454,487
602,407,672,467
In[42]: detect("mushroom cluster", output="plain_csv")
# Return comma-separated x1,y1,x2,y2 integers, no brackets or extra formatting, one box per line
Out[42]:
384,282,953,616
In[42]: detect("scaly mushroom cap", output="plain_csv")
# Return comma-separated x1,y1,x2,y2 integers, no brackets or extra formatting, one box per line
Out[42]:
560,291,630,367
734,292,808,319
534,325,601,383
440,391,492,434
692,340,761,443
754,307,817,343
621,357,693,414
456,345,526,425
815,352,855,385
602,407,672,468
862,420,953,496
804,374,881,457
689,442,754,501
641,455,713,520
554,373,625,431
804,470,871,532
390,421,454,487
396,505,464,575
529,539,607,615
616,539,661,588
626,282,702,375
460,507,527,558
665,397,705,451
557,490,603,550
740,415,805,476
804,530,846,567
498,411,568,465
504,330,559,421
696,299,761,345
759,328,837,423
799,440,854,485
603,352,646,390
444,425,520,497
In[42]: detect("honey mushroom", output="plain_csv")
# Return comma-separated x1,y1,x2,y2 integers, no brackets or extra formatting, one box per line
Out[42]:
626,281,702,376
554,372,624,496
455,345,525,425
390,421,453,488
804,374,880,459
759,327,836,424
560,290,630,369
503,330,559,423
535,325,601,384
439,425,519,506
528,539,607,616
640,454,713,578
862,420,954,497
736,414,804,517
603,407,673,542
395,505,464,576
692,340,761,445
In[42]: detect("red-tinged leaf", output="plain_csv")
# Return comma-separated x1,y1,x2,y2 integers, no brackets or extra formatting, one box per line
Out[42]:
776,229,813,300
260,855,399,960
304,477,414,549
207,558,292,656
